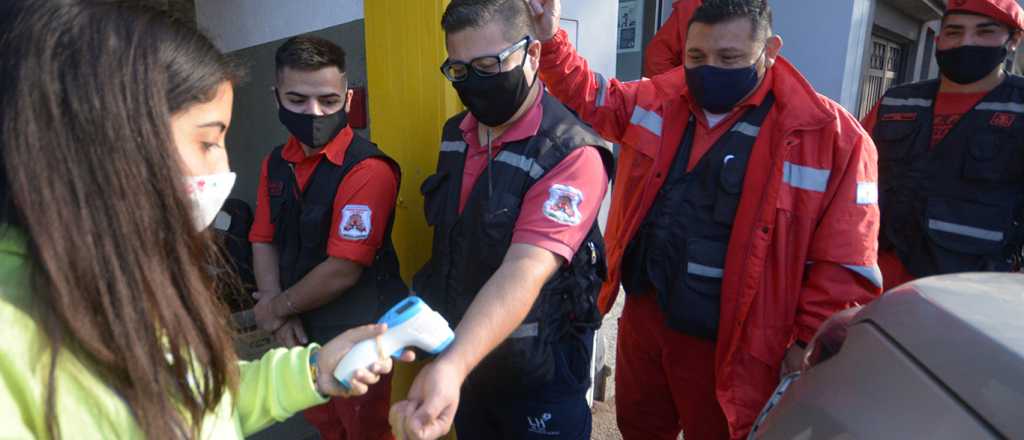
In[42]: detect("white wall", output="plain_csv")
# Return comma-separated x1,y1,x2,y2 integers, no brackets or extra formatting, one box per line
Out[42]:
195,0,364,52
195,0,615,77
561,0,619,78
771,0,874,113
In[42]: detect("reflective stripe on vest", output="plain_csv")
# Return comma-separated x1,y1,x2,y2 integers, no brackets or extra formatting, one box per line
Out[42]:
440,140,467,154
687,262,724,278
495,150,545,179
928,219,1005,242
975,101,1024,114
881,97,933,108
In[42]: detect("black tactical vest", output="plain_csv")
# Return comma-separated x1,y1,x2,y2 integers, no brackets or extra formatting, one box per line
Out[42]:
267,135,407,344
413,93,614,388
873,77,1024,277
622,95,775,340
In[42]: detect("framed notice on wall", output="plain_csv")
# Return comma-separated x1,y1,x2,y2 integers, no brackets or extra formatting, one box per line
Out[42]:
617,0,643,53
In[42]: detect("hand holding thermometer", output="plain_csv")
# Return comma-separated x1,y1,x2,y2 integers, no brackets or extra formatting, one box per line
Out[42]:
333,296,455,390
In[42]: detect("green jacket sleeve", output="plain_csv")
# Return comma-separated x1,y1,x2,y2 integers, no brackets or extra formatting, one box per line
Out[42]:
0,358,40,438
235,344,328,435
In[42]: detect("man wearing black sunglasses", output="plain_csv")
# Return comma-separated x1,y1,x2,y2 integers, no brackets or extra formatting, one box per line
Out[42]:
389,1,614,439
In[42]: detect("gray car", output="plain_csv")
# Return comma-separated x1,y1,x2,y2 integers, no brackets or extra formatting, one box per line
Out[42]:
749,273,1024,440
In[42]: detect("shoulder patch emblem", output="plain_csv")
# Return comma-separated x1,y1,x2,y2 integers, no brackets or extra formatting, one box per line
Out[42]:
340,204,372,240
880,112,917,122
543,184,584,226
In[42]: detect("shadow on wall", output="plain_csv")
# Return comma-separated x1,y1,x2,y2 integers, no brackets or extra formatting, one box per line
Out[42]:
223,20,369,208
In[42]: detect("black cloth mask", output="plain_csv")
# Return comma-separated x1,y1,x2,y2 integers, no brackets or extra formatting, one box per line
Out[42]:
685,50,765,114
277,93,348,149
453,60,537,127
936,43,1009,85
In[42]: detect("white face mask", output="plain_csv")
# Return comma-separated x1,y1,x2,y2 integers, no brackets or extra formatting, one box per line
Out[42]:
185,172,237,231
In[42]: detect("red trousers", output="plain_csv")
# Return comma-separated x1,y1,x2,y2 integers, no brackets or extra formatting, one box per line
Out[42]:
878,249,917,291
304,373,394,440
615,293,730,440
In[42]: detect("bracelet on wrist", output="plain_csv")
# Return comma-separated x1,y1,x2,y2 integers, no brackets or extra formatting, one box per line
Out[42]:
285,291,299,316
309,346,326,398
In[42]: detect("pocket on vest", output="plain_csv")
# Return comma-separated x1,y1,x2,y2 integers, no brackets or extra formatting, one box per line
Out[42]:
713,151,747,225
420,172,449,226
482,192,521,243
659,239,726,338
299,204,329,248
925,197,1011,255
682,238,727,297
963,131,1023,183
482,319,557,386
874,121,919,161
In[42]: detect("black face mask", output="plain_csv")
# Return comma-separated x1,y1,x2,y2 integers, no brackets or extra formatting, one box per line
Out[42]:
685,50,765,114
276,93,348,149
936,43,1009,85
452,61,537,127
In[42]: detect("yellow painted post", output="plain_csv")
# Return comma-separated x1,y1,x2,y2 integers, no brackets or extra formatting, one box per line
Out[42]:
365,0,462,281
364,1,460,438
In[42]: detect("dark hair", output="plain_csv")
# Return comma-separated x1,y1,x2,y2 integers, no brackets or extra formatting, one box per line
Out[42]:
691,0,773,40
0,1,244,438
441,0,535,43
275,35,347,78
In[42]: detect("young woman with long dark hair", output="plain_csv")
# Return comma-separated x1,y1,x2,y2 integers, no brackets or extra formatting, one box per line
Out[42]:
0,2,411,438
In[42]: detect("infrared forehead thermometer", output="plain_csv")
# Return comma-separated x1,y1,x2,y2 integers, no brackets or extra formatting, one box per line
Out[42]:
333,296,455,390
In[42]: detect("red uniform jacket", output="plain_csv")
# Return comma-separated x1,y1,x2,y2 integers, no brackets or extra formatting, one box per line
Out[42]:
540,29,883,438
644,0,700,77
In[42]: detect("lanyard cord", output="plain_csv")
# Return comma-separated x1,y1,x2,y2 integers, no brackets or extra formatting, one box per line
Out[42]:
486,128,494,197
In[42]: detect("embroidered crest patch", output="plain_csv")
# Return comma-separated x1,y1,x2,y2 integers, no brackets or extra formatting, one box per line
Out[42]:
991,112,1015,128
543,184,584,226
267,180,285,197
339,204,372,240
881,112,917,122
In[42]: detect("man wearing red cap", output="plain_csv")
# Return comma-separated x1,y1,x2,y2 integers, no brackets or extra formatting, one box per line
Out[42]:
862,0,1024,290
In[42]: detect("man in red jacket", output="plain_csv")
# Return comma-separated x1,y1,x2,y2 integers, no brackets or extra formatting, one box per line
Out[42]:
644,0,701,77
526,0,882,438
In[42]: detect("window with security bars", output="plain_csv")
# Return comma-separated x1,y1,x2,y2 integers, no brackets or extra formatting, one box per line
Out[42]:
858,36,906,119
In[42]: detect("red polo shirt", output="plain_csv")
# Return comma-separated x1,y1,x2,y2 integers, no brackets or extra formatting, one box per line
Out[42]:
458,90,609,263
861,90,988,148
249,127,399,267
930,91,988,146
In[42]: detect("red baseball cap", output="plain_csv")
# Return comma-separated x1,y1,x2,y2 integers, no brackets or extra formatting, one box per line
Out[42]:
947,0,1024,31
